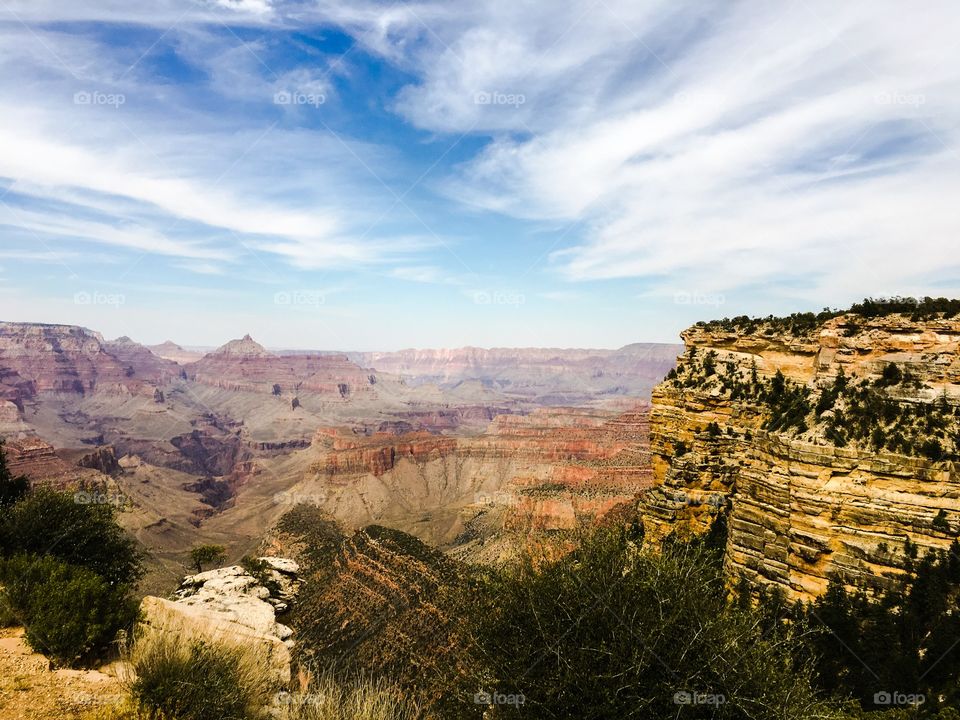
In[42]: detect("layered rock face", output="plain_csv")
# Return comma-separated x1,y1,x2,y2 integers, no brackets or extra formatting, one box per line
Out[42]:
299,404,653,554
352,343,680,402
0,323,177,398
187,335,383,397
2,436,114,490
640,311,960,601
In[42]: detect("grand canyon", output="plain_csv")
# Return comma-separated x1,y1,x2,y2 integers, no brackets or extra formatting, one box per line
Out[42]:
0,321,676,591
3,3,958,718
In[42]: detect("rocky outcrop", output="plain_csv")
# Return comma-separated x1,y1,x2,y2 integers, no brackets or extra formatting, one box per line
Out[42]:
640,310,960,601
139,558,301,684
0,436,113,490
352,343,681,402
187,335,384,397
0,323,177,398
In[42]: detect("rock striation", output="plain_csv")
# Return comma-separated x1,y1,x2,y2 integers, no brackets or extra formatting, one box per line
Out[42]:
640,309,960,601
297,405,653,557
0,322,178,399
187,335,384,397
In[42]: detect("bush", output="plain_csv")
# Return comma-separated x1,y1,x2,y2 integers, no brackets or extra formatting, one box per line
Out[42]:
128,629,274,720
474,526,837,719
0,554,138,664
189,544,227,573
1,488,143,587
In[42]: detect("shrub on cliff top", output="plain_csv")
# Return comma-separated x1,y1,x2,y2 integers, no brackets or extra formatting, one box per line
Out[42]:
0,553,138,665
475,524,838,719
1,487,143,587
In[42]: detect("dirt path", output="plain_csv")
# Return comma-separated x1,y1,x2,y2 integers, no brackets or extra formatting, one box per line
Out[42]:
0,628,123,720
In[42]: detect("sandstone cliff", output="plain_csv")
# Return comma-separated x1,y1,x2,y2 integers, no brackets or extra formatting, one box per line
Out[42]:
640,305,960,601
0,322,178,399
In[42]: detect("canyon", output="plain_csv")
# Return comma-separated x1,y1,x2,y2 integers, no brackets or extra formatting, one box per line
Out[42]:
0,320,674,592
639,307,960,601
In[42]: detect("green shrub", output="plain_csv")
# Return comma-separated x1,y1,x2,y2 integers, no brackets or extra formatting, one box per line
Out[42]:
128,630,273,720
1,488,143,587
0,553,137,664
0,442,29,508
189,544,227,573
474,525,837,719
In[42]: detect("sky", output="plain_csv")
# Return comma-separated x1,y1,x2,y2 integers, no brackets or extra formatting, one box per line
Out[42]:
0,0,958,350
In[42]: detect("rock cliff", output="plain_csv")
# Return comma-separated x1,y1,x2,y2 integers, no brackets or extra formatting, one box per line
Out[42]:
139,557,301,685
0,322,177,398
296,404,652,557
640,304,960,601
187,335,385,397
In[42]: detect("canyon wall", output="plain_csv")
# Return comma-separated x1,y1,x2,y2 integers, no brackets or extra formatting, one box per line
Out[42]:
0,322,178,399
187,335,386,397
352,343,680,402
288,405,653,556
640,311,960,601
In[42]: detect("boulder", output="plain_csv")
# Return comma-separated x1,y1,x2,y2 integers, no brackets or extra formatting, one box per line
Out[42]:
139,559,301,685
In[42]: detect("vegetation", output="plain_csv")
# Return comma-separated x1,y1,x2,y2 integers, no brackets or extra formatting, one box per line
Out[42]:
696,296,960,335
0,440,29,507
127,629,274,720
474,524,835,719
0,553,138,665
0,444,143,666
189,544,227,573
1,487,143,587
668,344,959,460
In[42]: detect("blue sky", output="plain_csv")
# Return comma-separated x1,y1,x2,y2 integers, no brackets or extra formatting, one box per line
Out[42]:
0,1,958,350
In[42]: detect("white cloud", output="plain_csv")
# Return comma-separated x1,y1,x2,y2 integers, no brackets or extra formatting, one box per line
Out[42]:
317,0,960,304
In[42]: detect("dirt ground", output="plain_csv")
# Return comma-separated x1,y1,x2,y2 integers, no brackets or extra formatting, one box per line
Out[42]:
0,628,124,720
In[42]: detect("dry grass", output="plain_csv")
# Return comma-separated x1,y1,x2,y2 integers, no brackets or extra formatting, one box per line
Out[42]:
280,669,419,720
122,626,276,720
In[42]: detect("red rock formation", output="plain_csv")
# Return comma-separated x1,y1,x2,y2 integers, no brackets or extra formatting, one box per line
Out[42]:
0,322,177,397
1,436,111,490
187,335,381,397
299,405,653,551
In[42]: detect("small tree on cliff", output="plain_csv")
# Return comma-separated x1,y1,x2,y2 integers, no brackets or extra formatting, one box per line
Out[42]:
272,383,282,396
0,442,29,508
190,544,227,573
